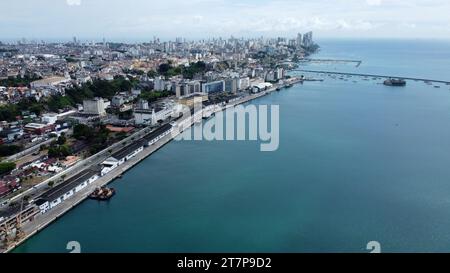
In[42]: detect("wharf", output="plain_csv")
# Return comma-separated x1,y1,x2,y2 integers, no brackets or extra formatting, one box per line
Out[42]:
299,58,362,67
293,69,450,85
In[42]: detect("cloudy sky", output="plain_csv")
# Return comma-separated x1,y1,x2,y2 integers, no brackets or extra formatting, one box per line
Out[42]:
1,0,450,41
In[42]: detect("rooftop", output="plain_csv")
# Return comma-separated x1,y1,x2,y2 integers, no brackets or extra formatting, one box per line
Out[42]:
111,139,146,160
143,124,172,142
38,168,99,202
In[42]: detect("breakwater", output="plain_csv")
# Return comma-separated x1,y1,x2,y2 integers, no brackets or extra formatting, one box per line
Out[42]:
293,69,450,85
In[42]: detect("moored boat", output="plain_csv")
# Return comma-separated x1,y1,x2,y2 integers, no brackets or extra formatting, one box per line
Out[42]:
89,187,116,201
384,78,406,86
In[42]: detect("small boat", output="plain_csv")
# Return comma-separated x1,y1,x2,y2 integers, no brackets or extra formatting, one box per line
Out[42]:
384,78,406,87
89,187,116,201
276,87,281,91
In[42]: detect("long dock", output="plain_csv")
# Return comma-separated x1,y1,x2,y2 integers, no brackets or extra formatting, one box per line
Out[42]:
299,58,362,67
293,69,450,85
0,78,302,253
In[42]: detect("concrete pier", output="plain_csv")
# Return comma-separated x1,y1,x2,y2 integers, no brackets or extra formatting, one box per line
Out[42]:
293,69,450,85
299,58,362,67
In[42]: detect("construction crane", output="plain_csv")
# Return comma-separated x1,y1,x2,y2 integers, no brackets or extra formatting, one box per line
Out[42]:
14,197,26,241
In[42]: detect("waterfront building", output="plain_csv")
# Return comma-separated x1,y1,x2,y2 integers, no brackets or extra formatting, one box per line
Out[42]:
202,80,225,93
35,169,100,214
174,80,203,98
225,78,238,94
188,81,201,94
238,77,250,90
134,102,181,125
100,124,173,176
251,82,273,93
275,68,285,80
265,71,276,82
143,124,173,146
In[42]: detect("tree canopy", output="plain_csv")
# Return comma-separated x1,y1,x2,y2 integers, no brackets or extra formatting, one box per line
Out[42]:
0,145,22,157
0,162,16,176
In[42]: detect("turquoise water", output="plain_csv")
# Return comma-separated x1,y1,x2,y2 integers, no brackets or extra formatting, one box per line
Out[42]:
14,39,450,253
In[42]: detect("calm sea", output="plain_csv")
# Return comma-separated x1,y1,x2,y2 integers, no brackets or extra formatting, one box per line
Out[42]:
14,39,450,253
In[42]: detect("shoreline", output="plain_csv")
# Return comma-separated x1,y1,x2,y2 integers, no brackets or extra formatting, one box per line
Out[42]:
1,78,302,253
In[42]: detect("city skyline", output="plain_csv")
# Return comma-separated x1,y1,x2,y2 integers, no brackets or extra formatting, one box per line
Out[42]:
1,0,450,41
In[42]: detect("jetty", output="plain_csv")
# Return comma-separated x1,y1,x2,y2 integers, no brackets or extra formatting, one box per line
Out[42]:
298,58,362,67
292,69,450,85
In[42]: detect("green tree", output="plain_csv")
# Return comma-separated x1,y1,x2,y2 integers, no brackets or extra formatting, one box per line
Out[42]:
73,124,94,141
0,145,22,157
57,135,67,145
147,70,158,78
0,162,16,176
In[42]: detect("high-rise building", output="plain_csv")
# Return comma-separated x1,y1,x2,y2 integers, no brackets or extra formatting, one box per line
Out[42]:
188,81,201,94
275,68,285,80
238,77,250,91
154,76,166,91
296,33,303,47
225,78,238,94
302,32,313,47
202,80,225,93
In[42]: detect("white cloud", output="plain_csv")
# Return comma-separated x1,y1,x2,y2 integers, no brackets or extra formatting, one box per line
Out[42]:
366,0,383,6
66,0,81,6
2,0,450,39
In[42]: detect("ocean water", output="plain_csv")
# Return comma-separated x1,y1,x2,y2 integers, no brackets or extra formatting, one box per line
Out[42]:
14,39,450,253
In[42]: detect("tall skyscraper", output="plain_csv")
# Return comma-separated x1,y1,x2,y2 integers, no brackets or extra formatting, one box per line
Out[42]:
297,33,303,47
302,32,313,47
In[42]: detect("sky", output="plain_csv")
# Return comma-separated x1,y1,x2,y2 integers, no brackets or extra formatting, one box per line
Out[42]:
1,0,450,41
